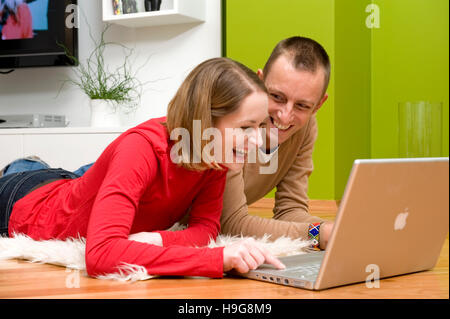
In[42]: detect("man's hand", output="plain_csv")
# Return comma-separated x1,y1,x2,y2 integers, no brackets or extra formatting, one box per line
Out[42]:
128,232,163,246
319,221,334,250
223,238,285,273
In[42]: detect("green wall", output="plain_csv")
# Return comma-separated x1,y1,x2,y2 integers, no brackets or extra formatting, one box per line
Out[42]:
370,0,449,159
333,0,449,198
225,0,336,200
334,0,372,198
225,0,449,200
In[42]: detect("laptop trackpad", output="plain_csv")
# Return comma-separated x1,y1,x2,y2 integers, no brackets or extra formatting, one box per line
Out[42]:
252,251,325,280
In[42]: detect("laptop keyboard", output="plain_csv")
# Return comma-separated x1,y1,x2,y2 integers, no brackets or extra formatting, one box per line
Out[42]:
251,252,325,282
258,263,321,279
287,264,321,278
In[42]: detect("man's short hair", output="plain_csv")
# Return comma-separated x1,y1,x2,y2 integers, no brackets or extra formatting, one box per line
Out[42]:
263,36,331,96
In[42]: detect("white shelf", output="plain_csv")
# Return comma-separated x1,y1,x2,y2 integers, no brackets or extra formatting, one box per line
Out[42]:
0,126,130,135
0,127,128,171
102,0,206,28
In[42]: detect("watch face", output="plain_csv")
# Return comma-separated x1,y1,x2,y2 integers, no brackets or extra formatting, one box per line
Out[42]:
122,0,138,14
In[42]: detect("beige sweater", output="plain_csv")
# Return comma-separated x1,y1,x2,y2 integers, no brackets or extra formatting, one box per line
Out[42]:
220,116,324,240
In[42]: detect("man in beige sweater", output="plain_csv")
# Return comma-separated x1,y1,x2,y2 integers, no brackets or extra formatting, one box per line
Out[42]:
220,36,334,250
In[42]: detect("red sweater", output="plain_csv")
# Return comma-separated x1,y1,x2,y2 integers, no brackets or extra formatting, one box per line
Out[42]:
8,117,227,278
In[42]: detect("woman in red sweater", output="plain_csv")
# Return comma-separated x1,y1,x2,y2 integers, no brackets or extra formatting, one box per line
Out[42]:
0,57,285,278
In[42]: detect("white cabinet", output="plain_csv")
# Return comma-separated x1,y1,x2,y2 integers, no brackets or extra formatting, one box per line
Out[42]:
0,127,128,171
102,0,206,28
0,135,22,168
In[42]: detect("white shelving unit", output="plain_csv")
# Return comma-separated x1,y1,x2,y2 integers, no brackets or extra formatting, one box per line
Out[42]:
102,0,206,28
0,127,129,171
0,127,129,135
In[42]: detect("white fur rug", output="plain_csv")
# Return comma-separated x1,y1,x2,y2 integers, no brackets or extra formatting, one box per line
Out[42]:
0,223,313,282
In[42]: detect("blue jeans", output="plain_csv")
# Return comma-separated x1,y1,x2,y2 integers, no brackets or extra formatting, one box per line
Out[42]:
0,158,93,237
0,169,80,237
1,158,93,177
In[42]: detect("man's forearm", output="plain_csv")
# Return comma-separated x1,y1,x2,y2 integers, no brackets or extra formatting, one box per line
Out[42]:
221,206,317,240
273,206,324,224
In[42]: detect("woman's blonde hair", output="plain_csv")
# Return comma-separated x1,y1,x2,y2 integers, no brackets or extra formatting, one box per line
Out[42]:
165,57,267,171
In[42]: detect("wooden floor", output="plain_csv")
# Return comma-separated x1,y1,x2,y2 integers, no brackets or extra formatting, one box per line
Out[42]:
0,199,448,299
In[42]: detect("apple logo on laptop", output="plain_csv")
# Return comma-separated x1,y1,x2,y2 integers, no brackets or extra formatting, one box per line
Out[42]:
394,208,409,231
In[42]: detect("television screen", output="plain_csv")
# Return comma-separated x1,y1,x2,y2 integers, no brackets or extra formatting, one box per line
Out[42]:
0,0,78,69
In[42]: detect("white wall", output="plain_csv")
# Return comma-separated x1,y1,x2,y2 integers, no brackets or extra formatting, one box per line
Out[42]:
0,0,222,127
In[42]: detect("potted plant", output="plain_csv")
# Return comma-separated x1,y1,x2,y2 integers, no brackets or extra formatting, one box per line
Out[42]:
61,24,145,127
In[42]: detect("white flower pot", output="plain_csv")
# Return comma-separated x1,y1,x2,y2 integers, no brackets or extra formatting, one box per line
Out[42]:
90,99,122,127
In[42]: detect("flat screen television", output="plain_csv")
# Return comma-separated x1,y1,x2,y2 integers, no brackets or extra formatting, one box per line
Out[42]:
0,0,78,69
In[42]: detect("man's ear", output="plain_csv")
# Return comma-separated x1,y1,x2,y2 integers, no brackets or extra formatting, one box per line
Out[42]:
257,69,264,81
313,93,328,115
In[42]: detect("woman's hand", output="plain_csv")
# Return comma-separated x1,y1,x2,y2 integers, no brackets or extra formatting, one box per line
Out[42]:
319,221,334,250
222,238,285,273
128,232,163,246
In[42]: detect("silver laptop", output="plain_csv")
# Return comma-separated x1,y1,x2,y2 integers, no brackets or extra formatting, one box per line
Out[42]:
235,157,449,290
